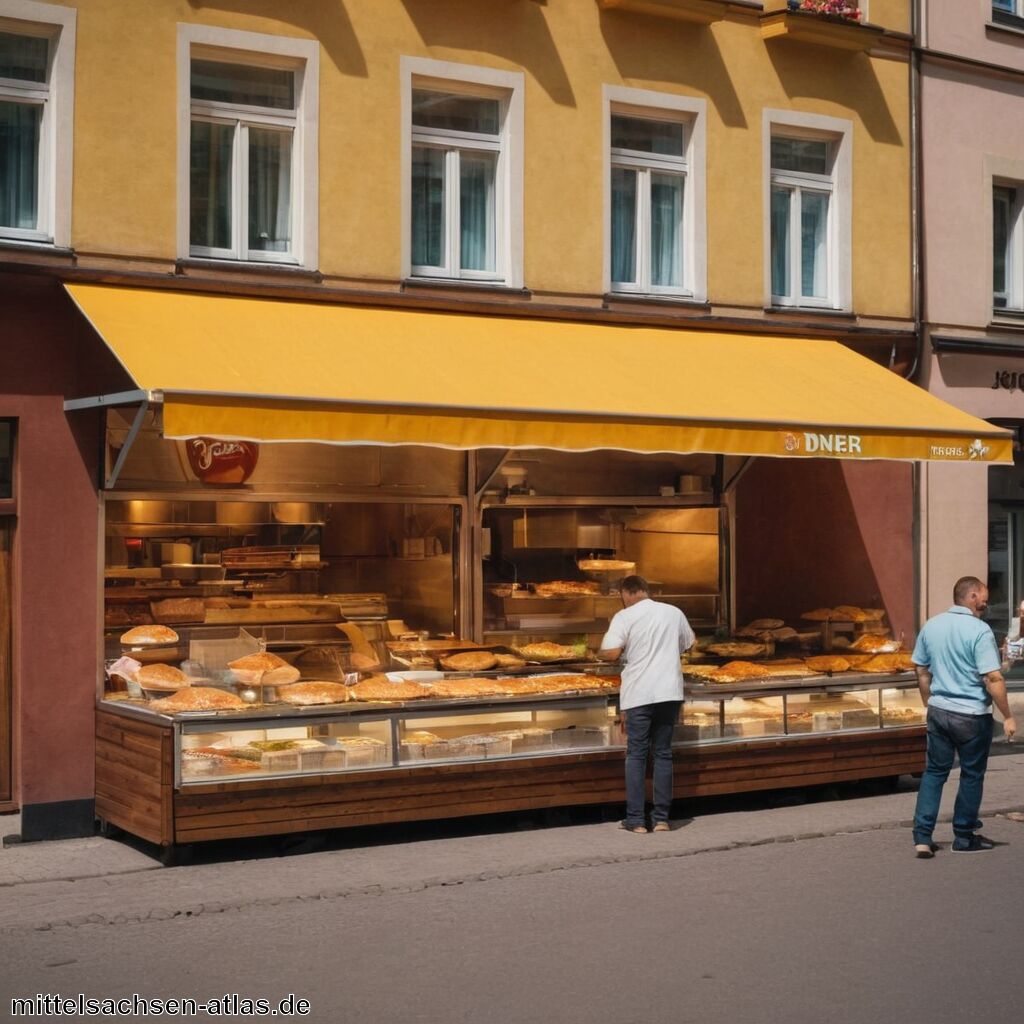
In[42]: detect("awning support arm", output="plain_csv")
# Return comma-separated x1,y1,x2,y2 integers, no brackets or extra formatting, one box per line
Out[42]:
722,457,756,494
105,399,149,490
475,450,511,501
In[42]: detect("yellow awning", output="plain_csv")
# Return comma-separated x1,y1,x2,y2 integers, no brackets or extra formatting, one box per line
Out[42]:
66,284,1013,464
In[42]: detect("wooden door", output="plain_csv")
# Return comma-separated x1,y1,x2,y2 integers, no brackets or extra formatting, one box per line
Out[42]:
0,518,12,804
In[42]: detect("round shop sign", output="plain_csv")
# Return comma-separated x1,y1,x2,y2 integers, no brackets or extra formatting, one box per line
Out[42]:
185,438,259,485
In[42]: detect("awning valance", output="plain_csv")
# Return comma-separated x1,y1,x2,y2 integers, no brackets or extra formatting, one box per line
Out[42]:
65,284,1014,464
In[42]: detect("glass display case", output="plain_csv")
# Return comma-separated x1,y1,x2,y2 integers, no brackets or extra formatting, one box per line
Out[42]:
171,695,621,786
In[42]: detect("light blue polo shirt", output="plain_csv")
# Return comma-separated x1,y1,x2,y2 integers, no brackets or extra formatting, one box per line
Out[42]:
911,606,1000,715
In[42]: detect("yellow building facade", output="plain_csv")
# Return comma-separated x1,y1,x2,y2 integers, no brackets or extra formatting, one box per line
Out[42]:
2,0,913,340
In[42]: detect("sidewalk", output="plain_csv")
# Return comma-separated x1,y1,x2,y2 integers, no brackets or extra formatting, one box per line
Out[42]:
0,744,1022,936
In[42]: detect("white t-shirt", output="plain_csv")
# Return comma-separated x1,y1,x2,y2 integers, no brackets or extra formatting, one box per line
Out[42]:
601,598,695,711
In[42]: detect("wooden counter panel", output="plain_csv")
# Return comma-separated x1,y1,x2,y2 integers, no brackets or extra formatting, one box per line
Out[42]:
95,709,174,846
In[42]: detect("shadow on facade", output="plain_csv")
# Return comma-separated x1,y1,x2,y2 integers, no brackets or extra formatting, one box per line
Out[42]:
598,8,746,129
187,0,368,77
399,0,575,106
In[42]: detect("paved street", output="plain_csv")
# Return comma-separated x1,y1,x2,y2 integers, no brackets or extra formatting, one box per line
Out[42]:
1,747,1022,1024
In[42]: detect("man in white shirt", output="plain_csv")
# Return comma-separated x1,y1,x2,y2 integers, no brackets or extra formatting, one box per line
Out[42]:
599,575,695,833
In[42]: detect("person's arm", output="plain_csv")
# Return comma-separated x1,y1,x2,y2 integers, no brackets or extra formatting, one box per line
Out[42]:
598,613,626,663
983,670,1017,740
597,645,622,662
915,664,932,705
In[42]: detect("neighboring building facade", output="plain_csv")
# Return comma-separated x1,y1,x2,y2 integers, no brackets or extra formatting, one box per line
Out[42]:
916,0,1024,630
0,0,915,837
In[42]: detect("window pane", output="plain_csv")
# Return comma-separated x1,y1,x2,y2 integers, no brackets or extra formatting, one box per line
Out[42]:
611,115,684,158
771,137,829,175
190,120,234,250
0,32,48,83
611,167,638,285
412,90,500,135
994,188,1013,308
0,101,40,231
650,173,683,288
801,191,829,299
248,128,292,254
412,146,445,267
770,186,792,298
460,151,496,272
993,1,1015,11
191,59,295,110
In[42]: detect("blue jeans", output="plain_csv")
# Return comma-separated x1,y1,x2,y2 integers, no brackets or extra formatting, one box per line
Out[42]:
912,705,993,845
625,701,680,828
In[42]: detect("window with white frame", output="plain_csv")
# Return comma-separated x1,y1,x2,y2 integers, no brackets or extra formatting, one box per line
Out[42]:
403,58,523,286
180,26,317,267
994,183,1024,312
610,112,690,294
0,3,75,246
770,134,837,307
410,87,508,280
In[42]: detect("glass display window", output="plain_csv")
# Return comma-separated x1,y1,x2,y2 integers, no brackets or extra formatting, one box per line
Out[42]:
675,699,723,743
398,699,616,763
785,690,880,734
880,686,926,727
722,695,786,739
178,716,391,784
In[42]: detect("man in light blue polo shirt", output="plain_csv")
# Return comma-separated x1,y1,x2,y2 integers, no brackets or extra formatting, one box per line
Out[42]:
911,576,1017,856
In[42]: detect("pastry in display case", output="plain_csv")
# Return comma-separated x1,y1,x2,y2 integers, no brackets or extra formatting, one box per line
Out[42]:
722,696,786,737
396,699,617,764
785,691,880,733
880,686,926,726
151,687,248,713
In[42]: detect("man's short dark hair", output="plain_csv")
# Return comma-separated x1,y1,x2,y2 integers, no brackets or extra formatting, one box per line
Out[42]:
619,575,649,596
954,576,986,604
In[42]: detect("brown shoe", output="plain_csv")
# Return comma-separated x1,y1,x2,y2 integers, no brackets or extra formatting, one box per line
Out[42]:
652,822,671,833
620,821,648,834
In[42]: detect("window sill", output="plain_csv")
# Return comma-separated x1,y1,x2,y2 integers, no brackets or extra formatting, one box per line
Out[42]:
175,258,322,281
0,237,74,256
764,304,856,319
604,292,710,311
989,309,1024,329
988,11,1024,38
402,278,531,299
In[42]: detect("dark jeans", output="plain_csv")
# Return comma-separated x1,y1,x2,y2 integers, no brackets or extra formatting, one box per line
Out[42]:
625,701,681,828
912,705,993,846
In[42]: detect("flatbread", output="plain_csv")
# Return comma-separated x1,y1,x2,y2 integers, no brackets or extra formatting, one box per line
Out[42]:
858,652,915,673
805,655,853,673
514,641,585,663
850,634,902,654
150,686,246,712
833,605,871,623
428,677,506,698
121,625,179,646
276,681,352,705
711,660,769,682
492,653,527,668
801,608,834,622
439,650,498,672
136,663,190,690
350,676,430,702
746,618,785,630
706,642,767,658
532,581,601,597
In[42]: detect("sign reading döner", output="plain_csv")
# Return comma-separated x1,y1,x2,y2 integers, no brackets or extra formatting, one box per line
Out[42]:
783,432,863,455
185,438,259,484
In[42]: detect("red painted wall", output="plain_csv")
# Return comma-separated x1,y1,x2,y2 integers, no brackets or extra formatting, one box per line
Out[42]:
0,276,128,814
734,459,916,643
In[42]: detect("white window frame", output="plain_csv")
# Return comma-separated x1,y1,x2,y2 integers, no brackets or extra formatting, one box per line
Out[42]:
763,109,852,312
176,24,318,268
401,56,524,288
993,181,1024,312
603,86,706,301
0,0,75,248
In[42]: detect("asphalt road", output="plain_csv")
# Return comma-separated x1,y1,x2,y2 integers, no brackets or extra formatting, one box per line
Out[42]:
1,824,1020,1024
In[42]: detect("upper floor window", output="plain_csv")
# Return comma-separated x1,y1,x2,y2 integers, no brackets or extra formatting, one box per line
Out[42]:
994,183,1023,313
411,89,503,279
603,87,707,302
0,2,76,247
610,113,689,295
770,135,835,307
993,2,1024,23
402,57,524,287
178,25,319,267
765,109,851,313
